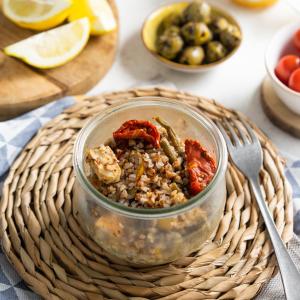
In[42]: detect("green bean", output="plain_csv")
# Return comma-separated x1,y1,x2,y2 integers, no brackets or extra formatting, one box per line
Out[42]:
154,116,183,153
160,137,178,163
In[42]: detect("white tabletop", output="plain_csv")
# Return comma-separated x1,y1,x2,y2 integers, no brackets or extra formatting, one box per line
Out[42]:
88,0,300,157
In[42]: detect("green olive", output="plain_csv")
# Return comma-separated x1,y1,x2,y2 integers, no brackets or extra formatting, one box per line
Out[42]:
209,17,229,35
183,0,211,24
181,22,212,46
179,46,205,65
157,33,184,60
206,41,227,63
157,13,182,36
162,25,181,37
219,24,241,50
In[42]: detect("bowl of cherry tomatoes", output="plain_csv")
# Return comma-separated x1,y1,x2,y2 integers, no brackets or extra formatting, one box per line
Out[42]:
265,22,300,115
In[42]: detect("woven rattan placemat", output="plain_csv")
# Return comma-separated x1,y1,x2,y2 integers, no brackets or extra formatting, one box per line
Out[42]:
0,88,293,300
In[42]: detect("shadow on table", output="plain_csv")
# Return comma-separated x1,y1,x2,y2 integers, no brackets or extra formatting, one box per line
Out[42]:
242,83,279,136
120,30,165,81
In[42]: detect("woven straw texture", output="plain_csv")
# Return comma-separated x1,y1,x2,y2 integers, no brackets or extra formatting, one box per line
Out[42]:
0,88,293,300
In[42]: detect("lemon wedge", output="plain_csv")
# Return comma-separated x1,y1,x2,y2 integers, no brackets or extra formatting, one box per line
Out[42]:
4,18,90,69
2,0,72,31
69,0,116,35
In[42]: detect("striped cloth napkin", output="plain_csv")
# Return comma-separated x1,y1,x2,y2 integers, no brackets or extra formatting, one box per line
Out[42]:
0,91,299,299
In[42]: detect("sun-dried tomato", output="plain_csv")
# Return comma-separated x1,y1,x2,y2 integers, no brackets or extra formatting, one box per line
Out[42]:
113,120,160,148
185,139,217,196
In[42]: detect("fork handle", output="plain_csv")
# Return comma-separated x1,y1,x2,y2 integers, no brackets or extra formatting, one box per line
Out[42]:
250,177,300,300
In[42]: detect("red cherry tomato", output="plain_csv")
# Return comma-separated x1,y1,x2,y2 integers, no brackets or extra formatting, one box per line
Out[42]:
293,29,300,51
288,68,300,92
275,55,300,84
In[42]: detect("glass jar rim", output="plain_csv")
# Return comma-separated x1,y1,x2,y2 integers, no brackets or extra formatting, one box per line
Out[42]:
73,97,228,219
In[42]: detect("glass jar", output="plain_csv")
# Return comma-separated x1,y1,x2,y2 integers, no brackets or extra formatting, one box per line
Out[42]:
73,97,227,266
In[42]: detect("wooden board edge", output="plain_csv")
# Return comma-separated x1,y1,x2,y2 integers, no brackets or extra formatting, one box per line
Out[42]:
261,77,300,139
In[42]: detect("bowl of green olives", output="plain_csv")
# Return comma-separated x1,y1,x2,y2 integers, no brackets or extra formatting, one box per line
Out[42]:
142,0,242,73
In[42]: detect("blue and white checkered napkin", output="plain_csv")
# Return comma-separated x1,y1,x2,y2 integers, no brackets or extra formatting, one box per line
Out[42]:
0,97,75,183
0,94,299,299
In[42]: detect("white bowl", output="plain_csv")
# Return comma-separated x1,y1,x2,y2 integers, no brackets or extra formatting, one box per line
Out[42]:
265,21,300,115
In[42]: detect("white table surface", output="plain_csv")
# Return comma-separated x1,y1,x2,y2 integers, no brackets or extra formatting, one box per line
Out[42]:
88,0,300,157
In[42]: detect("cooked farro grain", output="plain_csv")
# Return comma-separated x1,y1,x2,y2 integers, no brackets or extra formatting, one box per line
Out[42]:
90,141,189,208
86,118,216,208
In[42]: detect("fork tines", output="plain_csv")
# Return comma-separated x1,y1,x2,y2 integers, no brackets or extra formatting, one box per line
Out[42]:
216,118,259,148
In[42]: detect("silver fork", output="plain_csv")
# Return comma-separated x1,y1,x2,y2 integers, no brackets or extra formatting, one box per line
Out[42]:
217,118,300,300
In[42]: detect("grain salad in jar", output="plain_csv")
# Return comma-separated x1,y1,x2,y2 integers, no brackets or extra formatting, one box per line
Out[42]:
73,98,227,265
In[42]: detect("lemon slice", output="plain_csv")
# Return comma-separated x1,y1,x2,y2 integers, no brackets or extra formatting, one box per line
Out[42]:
232,0,277,8
69,0,116,35
2,0,72,31
4,18,90,69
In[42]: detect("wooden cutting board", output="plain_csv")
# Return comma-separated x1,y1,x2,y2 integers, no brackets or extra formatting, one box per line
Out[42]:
0,0,118,120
